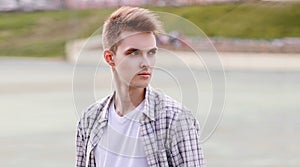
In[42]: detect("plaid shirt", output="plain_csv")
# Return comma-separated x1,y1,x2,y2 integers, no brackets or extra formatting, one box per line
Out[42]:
76,86,206,167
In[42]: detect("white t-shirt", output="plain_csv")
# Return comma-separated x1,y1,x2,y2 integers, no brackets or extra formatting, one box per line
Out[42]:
94,100,149,167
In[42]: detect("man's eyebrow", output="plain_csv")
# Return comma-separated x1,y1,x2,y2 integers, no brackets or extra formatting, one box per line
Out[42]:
148,47,158,52
124,47,158,54
124,48,139,54
126,48,139,52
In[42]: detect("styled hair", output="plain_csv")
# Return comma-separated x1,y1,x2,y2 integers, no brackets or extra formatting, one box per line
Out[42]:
102,6,163,52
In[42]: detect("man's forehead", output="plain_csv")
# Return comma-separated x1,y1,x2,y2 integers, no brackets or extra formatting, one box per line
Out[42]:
117,31,157,50
119,31,154,40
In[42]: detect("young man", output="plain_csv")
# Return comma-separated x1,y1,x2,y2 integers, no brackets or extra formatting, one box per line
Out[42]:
76,6,205,167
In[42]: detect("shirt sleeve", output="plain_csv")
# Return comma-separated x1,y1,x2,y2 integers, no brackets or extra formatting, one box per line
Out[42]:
169,111,206,167
76,120,86,167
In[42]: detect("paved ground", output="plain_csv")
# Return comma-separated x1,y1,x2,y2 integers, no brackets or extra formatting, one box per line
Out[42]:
0,56,299,166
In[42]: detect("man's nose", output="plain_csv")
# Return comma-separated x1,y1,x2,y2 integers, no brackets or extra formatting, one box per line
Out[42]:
140,54,150,68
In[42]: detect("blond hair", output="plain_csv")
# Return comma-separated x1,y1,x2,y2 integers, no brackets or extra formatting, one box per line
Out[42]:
102,6,163,52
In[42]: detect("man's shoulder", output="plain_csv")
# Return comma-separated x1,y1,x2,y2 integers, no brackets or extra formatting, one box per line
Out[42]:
80,94,111,121
150,87,199,129
150,87,190,116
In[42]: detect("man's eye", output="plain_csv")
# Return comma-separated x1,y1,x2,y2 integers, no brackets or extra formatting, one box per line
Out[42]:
148,50,156,55
130,50,140,56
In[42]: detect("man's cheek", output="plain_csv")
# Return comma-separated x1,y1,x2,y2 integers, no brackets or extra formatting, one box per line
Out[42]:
150,57,156,66
122,70,135,82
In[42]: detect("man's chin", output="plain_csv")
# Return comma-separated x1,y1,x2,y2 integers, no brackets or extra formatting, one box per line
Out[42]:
129,82,150,89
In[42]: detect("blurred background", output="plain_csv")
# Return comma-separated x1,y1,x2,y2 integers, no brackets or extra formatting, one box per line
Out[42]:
0,0,300,166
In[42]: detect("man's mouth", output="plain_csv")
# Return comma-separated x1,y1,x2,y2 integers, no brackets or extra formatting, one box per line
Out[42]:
137,72,151,78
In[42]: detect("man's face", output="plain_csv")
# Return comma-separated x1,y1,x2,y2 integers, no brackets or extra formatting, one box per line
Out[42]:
113,32,157,88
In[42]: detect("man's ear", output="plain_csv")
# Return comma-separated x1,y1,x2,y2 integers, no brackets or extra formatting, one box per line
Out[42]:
104,50,115,67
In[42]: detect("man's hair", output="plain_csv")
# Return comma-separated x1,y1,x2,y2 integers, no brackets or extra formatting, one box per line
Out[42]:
102,6,163,52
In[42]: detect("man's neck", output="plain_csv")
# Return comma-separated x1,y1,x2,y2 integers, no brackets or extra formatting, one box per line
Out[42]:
114,85,146,116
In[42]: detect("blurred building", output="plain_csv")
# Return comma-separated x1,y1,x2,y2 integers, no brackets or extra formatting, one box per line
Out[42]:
64,0,242,9
0,0,242,11
0,0,63,11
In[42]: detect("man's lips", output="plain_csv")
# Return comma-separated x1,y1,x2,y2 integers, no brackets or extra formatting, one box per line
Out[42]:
138,72,151,75
137,72,151,78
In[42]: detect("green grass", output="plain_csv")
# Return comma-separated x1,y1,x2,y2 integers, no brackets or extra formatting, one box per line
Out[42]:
0,9,113,57
0,1,299,57
149,2,300,38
